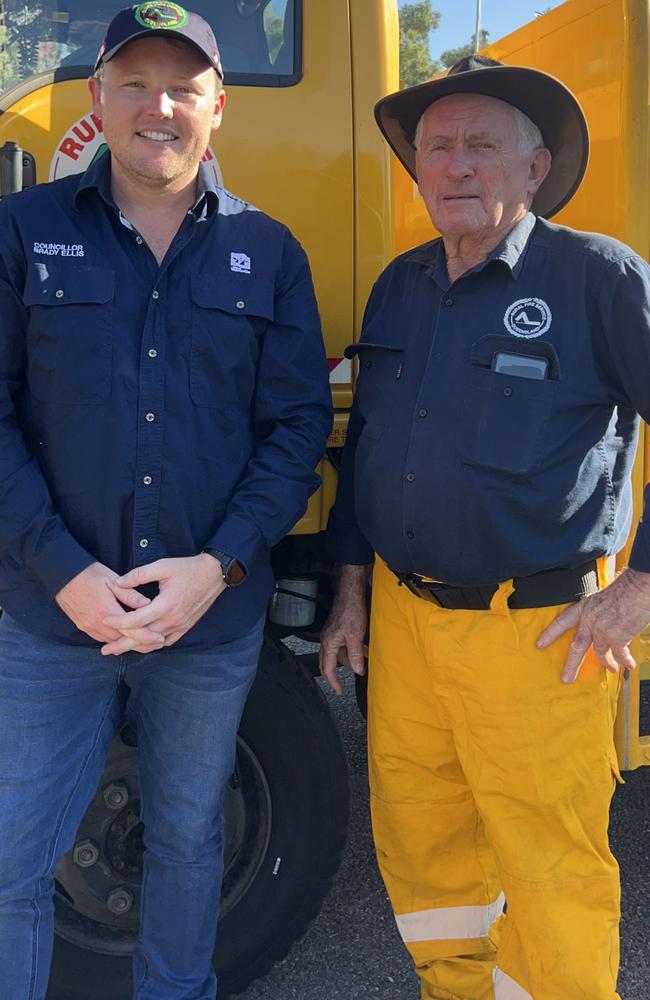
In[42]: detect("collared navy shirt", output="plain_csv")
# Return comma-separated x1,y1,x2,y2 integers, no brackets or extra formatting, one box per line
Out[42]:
0,153,332,645
327,213,650,584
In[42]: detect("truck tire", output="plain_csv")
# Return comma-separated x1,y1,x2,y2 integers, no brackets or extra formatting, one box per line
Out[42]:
46,637,349,999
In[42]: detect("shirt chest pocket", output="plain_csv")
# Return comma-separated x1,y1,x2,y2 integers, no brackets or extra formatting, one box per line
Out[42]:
347,342,404,439
190,274,274,418
460,366,558,476
23,265,115,404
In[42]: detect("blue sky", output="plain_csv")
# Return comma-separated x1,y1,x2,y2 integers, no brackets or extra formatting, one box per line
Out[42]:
397,0,566,62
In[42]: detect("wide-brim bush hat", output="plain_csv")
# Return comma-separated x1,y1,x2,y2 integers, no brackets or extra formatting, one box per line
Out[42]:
375,55,589,219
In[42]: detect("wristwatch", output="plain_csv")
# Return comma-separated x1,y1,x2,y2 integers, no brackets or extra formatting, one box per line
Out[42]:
203,548,247,587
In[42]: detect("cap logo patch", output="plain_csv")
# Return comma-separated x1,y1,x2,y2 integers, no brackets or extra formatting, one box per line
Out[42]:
135,2,189,29
504,297,552,339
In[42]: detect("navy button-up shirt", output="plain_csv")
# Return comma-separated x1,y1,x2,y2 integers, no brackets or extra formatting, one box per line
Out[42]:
0,153,332,645
328,213,650,584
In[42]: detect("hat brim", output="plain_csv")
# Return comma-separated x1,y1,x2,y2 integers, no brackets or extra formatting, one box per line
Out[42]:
98,30,220,74
374,65,589,219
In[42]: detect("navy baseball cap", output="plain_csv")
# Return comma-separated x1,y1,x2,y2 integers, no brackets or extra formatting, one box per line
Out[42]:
95,2,223,78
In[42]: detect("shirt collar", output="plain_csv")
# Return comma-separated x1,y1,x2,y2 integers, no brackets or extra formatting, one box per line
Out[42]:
406,211,537,285
489,211,537,277
73,151,220,221
73,149,115,211
191,162,220,220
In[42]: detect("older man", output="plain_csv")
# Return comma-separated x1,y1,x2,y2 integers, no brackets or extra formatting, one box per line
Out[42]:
321,56,650,999
0,5,331,998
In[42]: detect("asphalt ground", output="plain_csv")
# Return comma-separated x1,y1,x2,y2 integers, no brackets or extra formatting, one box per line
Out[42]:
239,667,650,1000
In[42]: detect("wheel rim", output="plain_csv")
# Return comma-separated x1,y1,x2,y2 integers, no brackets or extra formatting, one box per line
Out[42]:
54,722,273,956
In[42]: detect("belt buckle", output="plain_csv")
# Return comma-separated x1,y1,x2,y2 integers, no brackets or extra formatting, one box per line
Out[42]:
394,570,447,607
407,578,445,607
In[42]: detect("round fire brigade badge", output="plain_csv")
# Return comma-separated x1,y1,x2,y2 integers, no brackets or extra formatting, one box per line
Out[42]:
503,297,552,338
134,2,189,29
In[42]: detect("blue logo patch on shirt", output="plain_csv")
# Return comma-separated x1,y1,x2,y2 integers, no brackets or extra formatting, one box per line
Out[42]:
230,252,251,274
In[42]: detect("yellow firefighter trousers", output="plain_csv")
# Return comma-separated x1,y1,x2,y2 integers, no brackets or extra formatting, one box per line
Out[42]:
368,558,622,1000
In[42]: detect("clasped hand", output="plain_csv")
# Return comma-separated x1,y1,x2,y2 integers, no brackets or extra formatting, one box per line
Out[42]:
55,554,226,655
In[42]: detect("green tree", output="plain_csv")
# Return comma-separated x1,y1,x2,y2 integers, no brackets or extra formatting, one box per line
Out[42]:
399,1,440,87
439,30,490,70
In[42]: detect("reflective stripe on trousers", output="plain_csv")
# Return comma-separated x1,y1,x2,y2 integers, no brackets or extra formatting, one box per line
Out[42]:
493,968,533,999
396,893,505,943
368,558,622,1000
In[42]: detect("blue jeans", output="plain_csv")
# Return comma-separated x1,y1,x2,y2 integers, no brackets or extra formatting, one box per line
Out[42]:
0,612,264,1000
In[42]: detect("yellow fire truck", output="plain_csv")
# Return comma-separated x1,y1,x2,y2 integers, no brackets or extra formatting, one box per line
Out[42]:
0,0,647,996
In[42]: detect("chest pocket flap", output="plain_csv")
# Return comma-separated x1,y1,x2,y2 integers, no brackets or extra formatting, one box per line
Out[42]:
190,274,275,321
23,265,115,404
23,264,114,306
346,341,403,436
189,274,274,414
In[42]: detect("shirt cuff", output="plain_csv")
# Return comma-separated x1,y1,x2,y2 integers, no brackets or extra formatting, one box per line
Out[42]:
29,530,96,599
326,510,375,566
206,514,265,577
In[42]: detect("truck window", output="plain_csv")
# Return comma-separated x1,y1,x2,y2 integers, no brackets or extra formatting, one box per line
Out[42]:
0,0,300,98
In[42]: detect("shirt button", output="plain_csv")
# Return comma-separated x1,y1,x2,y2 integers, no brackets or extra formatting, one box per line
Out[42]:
406,472,416,482
503,387,513,397
55,289,64,299
152,290,160,300
143,475,152,485
406,530,415,540
145,412,155,422
148,348,157,359
364,360,372,368
444,297,453,307
136,235,144,245
236,300,245,309
419,408,428,418
139,538,149,548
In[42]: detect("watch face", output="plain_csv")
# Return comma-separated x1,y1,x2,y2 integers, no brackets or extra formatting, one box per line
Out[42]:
225,559,246,587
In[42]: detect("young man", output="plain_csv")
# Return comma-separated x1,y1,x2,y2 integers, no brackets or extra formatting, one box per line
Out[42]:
0,6,331,997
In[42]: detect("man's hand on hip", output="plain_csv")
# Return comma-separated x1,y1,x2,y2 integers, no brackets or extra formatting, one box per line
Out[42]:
56,561,163,649
319,564,371,696
101,554,227,655
536,566,650,683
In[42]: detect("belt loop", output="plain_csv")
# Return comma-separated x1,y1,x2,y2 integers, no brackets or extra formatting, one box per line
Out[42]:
490,579,515,616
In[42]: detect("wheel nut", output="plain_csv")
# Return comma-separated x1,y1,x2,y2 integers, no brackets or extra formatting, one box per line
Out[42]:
107,887,134,914
103,782,129,810
73,839,100,869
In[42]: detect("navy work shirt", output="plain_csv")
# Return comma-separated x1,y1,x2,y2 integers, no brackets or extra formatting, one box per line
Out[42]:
0,153,332,645
327,213,650,584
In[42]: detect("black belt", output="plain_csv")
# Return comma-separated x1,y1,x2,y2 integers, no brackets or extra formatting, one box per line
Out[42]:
392,560,599,611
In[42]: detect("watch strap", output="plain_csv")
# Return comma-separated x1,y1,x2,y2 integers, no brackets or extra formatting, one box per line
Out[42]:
202,548,246,587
